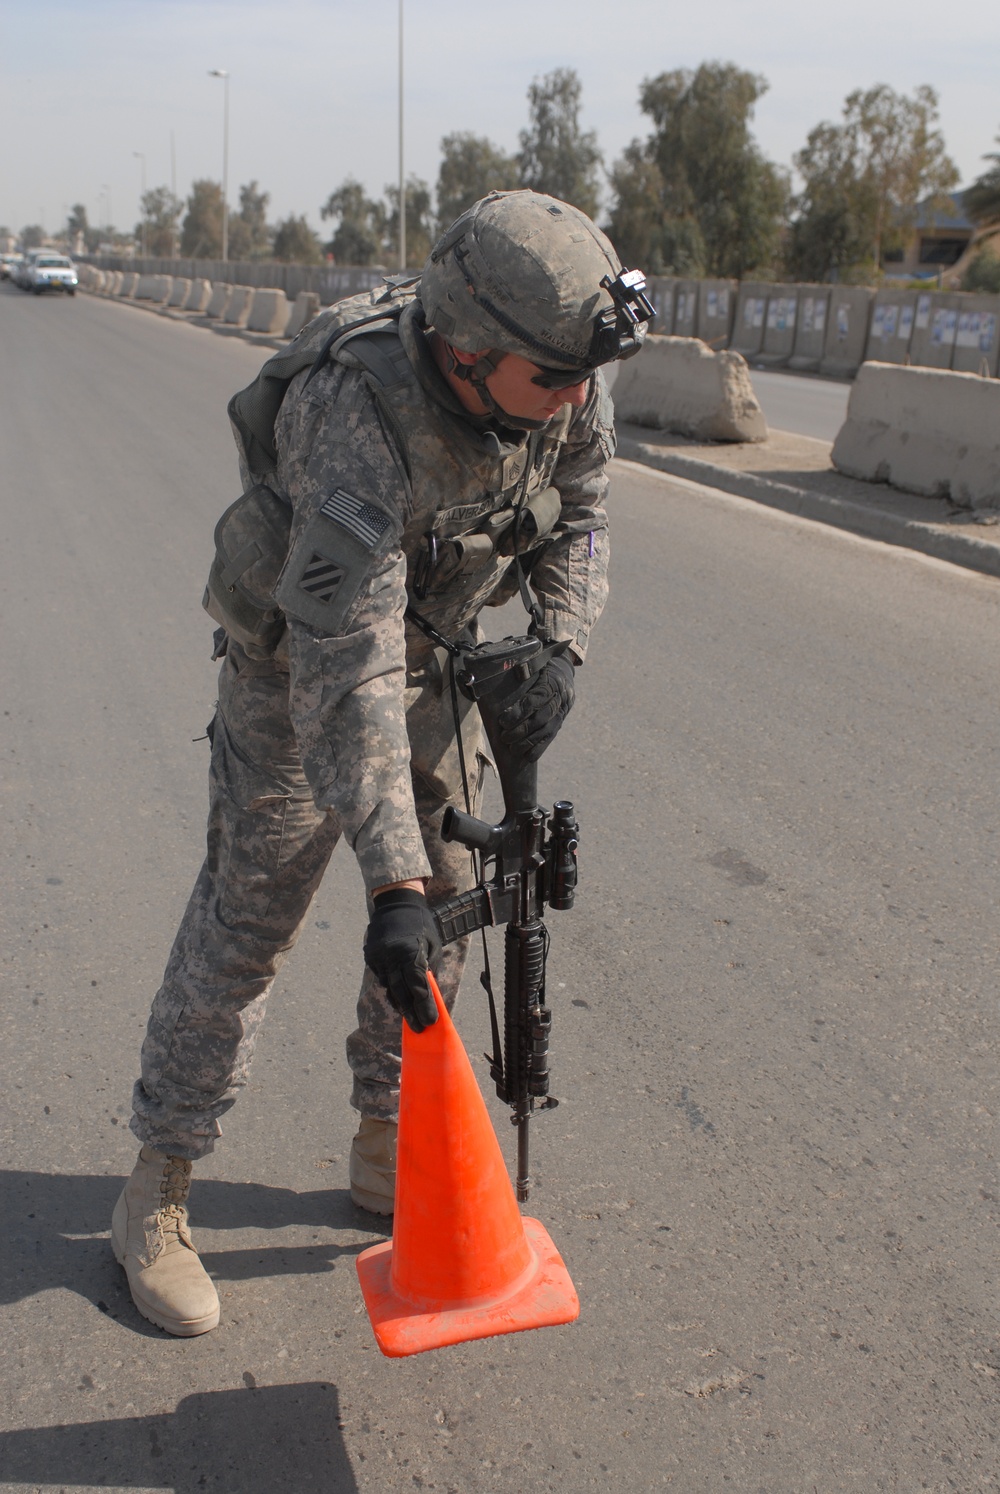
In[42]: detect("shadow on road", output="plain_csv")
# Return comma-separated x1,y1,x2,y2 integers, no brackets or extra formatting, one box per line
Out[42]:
0,1382,360,1492
5,1169,385,1316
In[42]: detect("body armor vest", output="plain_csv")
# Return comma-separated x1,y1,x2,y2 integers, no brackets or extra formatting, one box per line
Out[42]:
207,285,570,654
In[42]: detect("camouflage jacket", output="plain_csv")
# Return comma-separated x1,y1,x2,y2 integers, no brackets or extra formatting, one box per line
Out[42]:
245,286,614,891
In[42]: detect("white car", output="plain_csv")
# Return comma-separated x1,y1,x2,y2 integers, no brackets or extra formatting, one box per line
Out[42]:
27,254,78,295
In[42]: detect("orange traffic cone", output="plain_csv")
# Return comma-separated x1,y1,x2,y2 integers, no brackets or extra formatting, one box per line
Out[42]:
356,974,579,1357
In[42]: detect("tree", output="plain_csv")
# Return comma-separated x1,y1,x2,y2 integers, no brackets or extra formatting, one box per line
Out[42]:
227,180,272,261
272,214,323,265
518,68,602,219
181,180,224,259
607,144,696,275
436,133,520,226
787,84,958,280
320,178,386,264
961,244,1000,293
138,187,183,257
385,175,434,268
21,224,45,249
965,129,1000,230
607,63,787,279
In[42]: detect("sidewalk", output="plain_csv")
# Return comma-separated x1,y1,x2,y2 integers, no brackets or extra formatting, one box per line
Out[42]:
616,423,1000,581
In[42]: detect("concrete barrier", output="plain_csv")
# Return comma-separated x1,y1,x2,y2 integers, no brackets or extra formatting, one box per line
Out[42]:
247,287,290,335
167,278,192,308
118,272,139,298
184,278,212,313
819,287,874,378
645,277,676,334
731,282,776,360
284,290,321,340
908,292,961,370
757,290,800,367
205,282,233,318
223,285,254,326
864,290,916,365
788,288,831,372
612,335,767,442
697,279,736,348
672,280,699,338
831,361,1000,509
135,274,172,303
951,295,1000,376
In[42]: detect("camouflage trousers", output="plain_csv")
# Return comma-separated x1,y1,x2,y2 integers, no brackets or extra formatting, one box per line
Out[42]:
130,637,484,1161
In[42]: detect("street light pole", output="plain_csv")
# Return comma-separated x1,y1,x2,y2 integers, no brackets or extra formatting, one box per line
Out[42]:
133,151,147,258
209,69,230,262
398,0,405,271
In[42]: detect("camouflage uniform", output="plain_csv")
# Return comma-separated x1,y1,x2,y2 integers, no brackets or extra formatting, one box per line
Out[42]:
130,288,614,1161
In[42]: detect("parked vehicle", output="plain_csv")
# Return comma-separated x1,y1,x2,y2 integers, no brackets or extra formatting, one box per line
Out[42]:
0,253,24,280
14,248,51,289
26,254,78,295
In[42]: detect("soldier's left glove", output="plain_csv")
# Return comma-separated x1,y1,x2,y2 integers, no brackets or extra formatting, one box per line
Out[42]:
496,650,576,764
363,888,442,1033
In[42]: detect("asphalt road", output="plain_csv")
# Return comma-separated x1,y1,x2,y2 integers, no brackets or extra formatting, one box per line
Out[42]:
1,283,998,1494
605,358,851,442
746,368,851,442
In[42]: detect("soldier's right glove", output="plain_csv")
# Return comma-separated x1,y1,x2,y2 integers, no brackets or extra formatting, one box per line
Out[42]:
496,650,576,764
363,888,442,1033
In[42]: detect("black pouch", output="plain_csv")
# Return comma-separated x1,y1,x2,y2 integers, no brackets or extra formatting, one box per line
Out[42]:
202,483,292,653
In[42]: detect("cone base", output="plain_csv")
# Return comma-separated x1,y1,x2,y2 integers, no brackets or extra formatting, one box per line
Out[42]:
356,1216,580,1358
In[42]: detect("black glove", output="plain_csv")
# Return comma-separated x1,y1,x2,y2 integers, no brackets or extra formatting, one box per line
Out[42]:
496,650,576,764
363,888,442,1033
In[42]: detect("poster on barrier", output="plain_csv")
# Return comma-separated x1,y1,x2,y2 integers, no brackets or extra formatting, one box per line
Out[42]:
718,288,729,316
707,290,718,318
803,297,817,333
813,298,826,333
926,307,956,348
872,305,885,340
915,294,933,330
752,298,765,328
898,304,915,340
836,304,850,340
956,311,978,348
981,313,997,352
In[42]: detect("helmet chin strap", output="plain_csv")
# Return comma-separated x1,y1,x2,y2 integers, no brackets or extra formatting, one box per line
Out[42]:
448,345,552,433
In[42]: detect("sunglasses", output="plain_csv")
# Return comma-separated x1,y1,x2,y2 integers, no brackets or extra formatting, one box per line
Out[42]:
530,363,598,391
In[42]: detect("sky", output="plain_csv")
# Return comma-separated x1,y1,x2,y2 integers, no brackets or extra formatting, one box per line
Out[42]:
1,0,998,239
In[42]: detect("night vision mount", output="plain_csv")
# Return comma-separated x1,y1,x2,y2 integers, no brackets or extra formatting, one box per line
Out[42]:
589,269,656,366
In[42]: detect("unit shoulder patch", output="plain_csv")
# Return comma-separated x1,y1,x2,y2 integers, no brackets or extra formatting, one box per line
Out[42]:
274,485,397,636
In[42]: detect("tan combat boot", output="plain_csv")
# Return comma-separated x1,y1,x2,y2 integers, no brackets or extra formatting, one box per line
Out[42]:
349,1118,397,1215
111,1146,220,1336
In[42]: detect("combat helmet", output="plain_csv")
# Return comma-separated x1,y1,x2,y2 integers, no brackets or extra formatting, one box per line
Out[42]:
419,190,652,424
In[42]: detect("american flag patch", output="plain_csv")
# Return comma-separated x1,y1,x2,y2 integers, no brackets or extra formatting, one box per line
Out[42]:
319,489,391,550
299,554,345,603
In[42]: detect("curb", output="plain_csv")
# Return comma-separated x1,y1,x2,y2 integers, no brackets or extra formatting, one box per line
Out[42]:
617,434,1000,582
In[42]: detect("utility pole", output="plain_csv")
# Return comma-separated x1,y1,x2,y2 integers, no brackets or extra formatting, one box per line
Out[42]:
133,152,147,257
398,0,405,271
209,70,230,262
170,129,178,258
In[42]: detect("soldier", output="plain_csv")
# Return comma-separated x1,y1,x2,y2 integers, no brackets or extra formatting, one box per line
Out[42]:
112,190,652,1335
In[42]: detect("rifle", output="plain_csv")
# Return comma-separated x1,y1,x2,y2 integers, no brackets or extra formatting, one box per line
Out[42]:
432,636,579,1202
